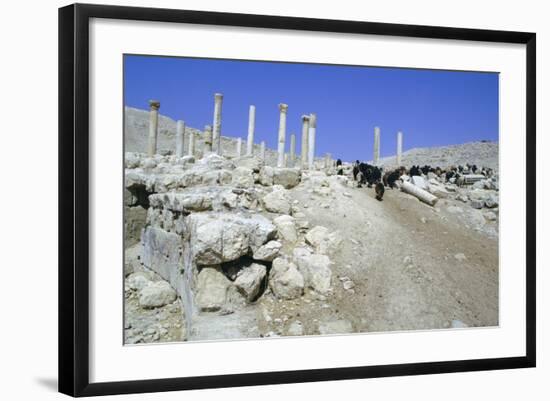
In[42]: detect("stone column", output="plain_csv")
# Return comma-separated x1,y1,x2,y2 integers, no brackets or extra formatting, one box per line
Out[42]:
260,141,266,161
187,131,195,157
212,93,223,155
300,115,310,167
396,131,403,166
236,137,242,158
325,153,331,169
246,105,255,156
373,126,380,165
277,103,288,167
176,120,185,157
308,113,317,170
289,133,296,167
147,100,160,157
203,125,213,153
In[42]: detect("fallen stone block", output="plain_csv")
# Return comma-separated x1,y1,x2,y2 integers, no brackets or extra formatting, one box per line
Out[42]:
234,263,267,302
269,257,304,300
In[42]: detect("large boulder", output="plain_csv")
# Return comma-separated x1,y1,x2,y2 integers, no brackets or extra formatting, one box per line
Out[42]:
273,215,298,243
269,257,304,300
188,213,276,266
262,187,291,214
195,267,231,312
293,250,332,294
259,166,301,189
139,281,177,308
273,168,301,189
234,263,267,302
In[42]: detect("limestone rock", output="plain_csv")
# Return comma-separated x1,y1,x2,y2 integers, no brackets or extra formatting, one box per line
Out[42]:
273,215,298,243
470,199,485,209
234,263,267,302
272,168,301,189
235,156,263,172
294,252,332,294
139,281,177,308
305,226,342,255
124,243,143,276
485,194,499,208
195,267,230,312
141,227,184,282
253,240,282,261
197,153,235,170
125,205,147,247
258,166,275,186
149,191,213,213
269,257,304,300
232,167,255,188
189,213,276,265
126,272,152,291
262,187,291,214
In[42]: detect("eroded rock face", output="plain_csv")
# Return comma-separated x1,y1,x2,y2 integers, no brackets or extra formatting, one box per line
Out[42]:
234,263,267,302
141,226,185,283
139,281,177,308
269,257,304,300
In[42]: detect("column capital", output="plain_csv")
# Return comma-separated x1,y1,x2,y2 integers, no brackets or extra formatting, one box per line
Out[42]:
214,93,223,100
149,100,160,110
309,113,317,128
279,103,289,113
301,114,310,122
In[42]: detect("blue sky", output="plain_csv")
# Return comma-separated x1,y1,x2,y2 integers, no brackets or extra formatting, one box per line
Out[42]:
124,55,499,162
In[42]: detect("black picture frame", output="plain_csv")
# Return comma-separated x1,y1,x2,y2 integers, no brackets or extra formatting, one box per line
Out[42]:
58,3,536,397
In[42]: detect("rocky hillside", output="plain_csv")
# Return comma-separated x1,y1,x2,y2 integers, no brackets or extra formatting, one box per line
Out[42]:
124,149,499,344
379,141,499,170
125,107,282,166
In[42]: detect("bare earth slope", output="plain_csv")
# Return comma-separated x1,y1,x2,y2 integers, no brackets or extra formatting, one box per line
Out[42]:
277,178,498,333
379,141,499,170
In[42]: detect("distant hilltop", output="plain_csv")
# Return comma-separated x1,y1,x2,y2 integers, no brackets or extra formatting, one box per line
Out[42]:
378,141,498,170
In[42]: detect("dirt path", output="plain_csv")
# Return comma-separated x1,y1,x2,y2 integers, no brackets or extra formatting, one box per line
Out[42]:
285,176,498,333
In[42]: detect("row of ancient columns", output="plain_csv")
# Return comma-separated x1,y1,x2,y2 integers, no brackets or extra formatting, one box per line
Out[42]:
371,126,404,166
146,95,318,167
